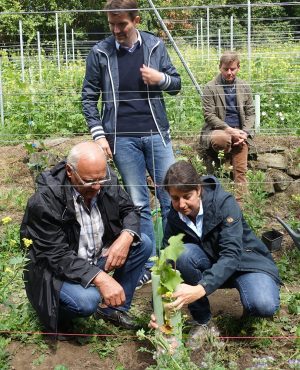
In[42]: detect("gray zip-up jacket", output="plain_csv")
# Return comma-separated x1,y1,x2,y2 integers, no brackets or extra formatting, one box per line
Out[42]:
82,31,181,153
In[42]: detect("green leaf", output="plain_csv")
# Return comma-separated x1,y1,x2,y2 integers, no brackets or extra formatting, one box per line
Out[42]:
9,256,24,265
160,268,183,292
162,234,185,263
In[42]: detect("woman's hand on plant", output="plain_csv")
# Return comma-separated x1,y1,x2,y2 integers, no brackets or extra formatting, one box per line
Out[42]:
148,314,159,329
165,283,206,310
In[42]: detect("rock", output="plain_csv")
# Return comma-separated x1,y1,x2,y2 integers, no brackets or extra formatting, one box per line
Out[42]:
267,169,293,192
254,146,286,154
286,180,300,197
44,137,69,147
287,164,300,178
257,153,287,170
264,171,275,195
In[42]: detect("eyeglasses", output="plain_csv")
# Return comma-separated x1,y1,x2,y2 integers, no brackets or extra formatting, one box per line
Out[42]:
70,165,111,187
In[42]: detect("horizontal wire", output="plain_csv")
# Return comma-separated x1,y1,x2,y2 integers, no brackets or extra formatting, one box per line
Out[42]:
0,127,300,139
0,329,298,340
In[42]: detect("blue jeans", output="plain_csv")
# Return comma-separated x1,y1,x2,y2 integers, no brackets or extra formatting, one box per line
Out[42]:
176,243,280,324
113,135,175,268
58,234,152,321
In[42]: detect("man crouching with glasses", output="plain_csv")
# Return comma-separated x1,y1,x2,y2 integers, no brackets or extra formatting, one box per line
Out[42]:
21,141,151,338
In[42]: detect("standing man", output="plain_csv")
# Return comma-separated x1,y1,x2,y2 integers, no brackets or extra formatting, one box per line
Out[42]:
21,142,152,334
200,51,255,202
82,0,181,287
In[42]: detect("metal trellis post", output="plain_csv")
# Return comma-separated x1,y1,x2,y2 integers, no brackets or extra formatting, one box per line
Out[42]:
230,15,234,51
19,20,25,82
64,23,68,68
247,0,252,81
55,13,61,72
146,0,202,98
0,57,4,127
37,31,42,83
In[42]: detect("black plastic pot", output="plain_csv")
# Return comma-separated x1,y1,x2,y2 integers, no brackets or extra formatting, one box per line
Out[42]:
261,229,283,252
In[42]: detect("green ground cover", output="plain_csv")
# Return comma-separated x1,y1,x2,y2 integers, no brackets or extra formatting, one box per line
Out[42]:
0,43,299,140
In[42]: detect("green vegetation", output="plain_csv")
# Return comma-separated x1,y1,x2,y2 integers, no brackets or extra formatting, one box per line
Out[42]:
1,43,300,141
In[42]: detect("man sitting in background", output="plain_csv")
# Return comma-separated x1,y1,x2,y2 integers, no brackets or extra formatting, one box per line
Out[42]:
200,51,255,203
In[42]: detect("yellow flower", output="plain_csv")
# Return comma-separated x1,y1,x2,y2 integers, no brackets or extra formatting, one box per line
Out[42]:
1,216,12,225
22,238,33,248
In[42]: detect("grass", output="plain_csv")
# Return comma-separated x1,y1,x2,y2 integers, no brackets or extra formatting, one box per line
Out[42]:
1,43,300,142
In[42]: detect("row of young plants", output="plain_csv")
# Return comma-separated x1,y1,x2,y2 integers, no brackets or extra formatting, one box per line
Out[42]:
0,43,299,141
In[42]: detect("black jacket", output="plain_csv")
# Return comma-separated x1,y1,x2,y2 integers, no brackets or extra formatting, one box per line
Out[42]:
20,161,140,331
163,176,281,296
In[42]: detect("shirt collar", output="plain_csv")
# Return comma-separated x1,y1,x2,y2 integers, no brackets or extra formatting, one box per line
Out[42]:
115,30,142,51
221,75,236,85
71,187,98,207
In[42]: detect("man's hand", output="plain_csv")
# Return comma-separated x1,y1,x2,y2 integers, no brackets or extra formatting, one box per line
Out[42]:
225,127,247,147
140,64,164,86
93,270,125,307
96,137,112,159
164,283,206,311
102,232,133,272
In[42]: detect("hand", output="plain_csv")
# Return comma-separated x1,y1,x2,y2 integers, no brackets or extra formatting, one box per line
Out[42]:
225,128,247,147
148,313,159,329
96,137,112,159
93,270,125,307
103,232,133,272
140,64,164,86
164,283,206,311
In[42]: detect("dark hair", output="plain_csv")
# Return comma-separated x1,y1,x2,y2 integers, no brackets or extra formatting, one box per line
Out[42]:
163,160,202,193
104,0,139,20
219,51,240,68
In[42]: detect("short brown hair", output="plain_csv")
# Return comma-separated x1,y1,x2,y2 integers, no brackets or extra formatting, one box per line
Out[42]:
104,0,139,20
219,51,240,68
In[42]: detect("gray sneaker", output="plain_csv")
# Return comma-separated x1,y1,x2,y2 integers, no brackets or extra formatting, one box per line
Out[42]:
186,322,220,350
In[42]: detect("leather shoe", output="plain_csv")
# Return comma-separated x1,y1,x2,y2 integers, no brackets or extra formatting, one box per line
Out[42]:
94,308,139,330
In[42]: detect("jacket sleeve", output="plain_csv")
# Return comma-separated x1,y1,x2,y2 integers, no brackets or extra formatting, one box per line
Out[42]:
202,83,229,130
82,48,105,141
21,193,100,287
199,198,244,295
156,41,181,96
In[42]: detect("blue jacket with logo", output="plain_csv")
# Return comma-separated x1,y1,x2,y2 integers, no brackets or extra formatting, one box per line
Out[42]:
163,176,281,296
82,31,181,153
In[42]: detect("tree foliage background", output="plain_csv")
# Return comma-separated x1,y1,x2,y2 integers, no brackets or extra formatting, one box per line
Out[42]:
0,0,298,46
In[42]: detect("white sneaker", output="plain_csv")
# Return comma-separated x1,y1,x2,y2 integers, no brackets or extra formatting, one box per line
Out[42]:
186,322,220,350
135,269,152,290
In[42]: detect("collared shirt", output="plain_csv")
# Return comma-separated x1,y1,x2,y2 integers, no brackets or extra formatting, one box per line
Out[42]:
115,30,166,86
115,30,142,53
72,188,104,265
178,200,204,238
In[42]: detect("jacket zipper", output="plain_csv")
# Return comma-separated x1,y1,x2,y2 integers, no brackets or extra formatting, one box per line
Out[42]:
146,40,166,147
97,48,118,155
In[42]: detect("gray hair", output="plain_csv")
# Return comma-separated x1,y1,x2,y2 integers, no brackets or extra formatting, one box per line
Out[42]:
66,142,105,170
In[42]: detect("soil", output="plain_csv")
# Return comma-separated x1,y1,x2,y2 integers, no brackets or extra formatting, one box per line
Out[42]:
1,135,299,370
